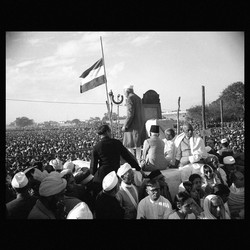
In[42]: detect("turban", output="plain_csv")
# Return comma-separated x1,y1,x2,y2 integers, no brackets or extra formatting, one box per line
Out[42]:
117,163,132,178
102,171,118,191
39,172,67,197
33,168,49,182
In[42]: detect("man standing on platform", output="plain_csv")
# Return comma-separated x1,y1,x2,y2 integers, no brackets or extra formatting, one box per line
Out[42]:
122,85,144,163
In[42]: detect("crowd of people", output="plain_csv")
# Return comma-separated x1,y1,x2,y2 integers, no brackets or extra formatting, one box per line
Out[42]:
5,118,244,219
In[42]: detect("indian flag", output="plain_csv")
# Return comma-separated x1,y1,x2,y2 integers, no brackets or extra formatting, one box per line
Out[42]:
79,58,106,93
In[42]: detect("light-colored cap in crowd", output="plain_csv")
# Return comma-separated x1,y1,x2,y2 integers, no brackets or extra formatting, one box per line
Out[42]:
39,172,67,197
117,163,132,178
11,172,28,189
223,156,235,165
67,202,93,219
221,138,228,144
102,171,118,191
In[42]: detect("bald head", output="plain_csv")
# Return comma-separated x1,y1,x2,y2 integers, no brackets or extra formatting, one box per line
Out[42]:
183,123,194,139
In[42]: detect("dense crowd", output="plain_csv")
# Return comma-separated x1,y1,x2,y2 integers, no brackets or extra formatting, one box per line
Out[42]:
6,120,244,178
5,120,244,219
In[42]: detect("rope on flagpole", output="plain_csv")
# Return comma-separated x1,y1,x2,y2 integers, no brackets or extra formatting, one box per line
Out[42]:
100,36,113,136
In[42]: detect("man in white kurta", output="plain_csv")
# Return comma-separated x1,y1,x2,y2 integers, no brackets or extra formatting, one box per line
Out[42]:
174,123,208,167
162,128,176,166
136,179,172,219
116,163,140,219
173,123,208,181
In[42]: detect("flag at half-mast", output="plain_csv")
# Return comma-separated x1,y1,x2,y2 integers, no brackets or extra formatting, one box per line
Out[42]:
79,58,106,93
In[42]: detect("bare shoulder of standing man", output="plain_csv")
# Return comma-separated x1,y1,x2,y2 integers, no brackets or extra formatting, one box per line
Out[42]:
122,85,144,163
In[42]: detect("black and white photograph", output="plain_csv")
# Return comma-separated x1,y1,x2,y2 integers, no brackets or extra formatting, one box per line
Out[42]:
6,31,244,221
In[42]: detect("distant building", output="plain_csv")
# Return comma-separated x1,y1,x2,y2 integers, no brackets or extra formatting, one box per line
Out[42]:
162,110,187,121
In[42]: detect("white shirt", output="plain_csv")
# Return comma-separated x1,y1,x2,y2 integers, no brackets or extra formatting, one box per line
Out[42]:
136,195,172,219
162,138,174,158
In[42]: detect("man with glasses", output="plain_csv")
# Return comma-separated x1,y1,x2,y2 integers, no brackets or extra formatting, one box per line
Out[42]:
137,179,172,219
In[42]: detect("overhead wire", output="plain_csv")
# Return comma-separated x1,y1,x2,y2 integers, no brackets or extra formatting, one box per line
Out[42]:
6,98,106,105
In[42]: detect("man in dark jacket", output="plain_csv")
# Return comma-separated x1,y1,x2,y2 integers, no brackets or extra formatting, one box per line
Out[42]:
6,172,37,219
122,85,145,163
90,124,142,197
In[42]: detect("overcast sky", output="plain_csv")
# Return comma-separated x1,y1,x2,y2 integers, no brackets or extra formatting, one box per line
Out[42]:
6,31,244,124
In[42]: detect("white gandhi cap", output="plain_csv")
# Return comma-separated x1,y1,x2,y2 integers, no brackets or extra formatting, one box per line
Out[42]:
102,171,118,191
11,172,28,189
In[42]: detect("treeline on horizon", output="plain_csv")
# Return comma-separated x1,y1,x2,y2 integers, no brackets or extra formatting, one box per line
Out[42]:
7,81,244,128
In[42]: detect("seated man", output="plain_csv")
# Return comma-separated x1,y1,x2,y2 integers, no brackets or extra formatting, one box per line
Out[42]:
162,128,176,166
137,179,172,219
174,122,208,168
146,169,173,205
140,125,169,171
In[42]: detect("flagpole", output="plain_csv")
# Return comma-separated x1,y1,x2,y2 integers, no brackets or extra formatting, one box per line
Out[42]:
100,36,113,135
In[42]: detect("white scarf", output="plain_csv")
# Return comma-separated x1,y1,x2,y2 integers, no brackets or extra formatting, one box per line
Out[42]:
121,182,138,209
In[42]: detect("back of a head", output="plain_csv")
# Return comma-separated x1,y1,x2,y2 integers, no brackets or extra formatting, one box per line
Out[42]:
32,161,43,171
165,128,175,138
45,164,56,173
175,191,191,206
97,124,110,135
150,125,159,135
213,183,230,196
